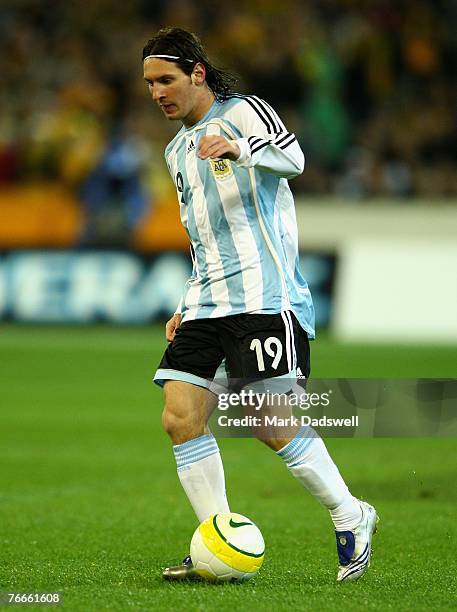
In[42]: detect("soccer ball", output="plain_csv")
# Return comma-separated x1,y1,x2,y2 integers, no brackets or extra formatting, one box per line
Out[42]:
190,512,265,582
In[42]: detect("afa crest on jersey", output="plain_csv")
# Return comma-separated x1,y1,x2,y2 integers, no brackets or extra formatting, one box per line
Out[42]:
209,158,233,180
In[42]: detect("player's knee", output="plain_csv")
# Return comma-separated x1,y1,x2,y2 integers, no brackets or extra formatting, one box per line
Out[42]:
162,404,204,444
162,381,209,443
161,405,184,439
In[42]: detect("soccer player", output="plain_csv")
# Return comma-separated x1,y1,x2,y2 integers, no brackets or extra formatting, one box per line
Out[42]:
143,27,377,582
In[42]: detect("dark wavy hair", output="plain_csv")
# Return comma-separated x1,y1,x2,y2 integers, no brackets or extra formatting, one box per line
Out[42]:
142,27,237,101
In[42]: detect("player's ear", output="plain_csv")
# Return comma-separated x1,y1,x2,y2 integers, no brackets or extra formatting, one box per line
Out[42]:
191,62,206,86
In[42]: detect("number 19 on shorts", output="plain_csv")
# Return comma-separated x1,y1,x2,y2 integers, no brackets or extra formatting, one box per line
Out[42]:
249,337,283,372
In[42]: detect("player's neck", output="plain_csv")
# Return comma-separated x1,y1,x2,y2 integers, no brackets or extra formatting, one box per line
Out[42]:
182,88,215,128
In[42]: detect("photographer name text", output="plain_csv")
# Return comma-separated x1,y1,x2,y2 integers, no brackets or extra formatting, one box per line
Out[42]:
217,415,359,428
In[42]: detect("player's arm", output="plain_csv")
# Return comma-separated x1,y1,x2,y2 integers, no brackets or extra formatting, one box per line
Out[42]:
198,97,304,179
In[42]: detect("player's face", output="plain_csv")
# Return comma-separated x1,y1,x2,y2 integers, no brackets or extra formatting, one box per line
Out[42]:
143,58,196,123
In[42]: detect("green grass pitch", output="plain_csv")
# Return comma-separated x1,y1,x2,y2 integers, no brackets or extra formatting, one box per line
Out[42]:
1,325,456,611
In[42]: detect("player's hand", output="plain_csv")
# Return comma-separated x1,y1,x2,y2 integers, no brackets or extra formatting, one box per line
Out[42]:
198,135,240,161
166,313,182,342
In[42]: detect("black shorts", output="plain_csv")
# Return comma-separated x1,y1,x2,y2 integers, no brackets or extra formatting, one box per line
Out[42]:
154,311,310,389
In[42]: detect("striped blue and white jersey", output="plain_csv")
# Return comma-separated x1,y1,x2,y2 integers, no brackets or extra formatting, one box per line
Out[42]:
165,94,315,338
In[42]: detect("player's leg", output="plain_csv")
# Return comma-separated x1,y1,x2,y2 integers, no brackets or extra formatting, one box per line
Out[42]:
275,425,378,582
266,316,363,526
262,428,364,529
162,380,229,521
263,317,377,581
259,430,363,533
221,311,377,581
154,319,231,580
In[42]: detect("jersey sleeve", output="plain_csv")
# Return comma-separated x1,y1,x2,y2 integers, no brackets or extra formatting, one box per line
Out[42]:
229,96,305,179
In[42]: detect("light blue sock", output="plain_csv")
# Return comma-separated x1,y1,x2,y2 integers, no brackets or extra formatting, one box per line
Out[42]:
173,433,230,522
277,427,361,530
276,426,317,466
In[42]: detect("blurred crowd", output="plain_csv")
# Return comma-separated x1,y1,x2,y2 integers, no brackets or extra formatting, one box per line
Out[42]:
1,0,456,210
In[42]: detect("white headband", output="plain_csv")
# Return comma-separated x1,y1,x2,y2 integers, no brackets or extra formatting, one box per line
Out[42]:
143,54,194,63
